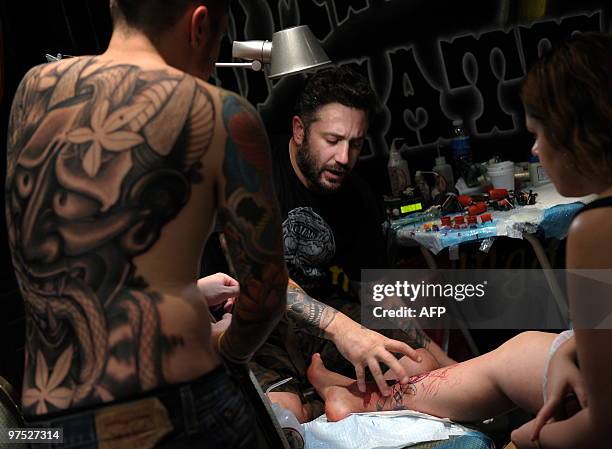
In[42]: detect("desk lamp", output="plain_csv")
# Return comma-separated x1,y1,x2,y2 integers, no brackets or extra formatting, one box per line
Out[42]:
215,25,331,79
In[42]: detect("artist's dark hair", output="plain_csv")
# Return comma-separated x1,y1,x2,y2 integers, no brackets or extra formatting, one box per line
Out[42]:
110,0,230,35
296,67,379,131
521,32,612,179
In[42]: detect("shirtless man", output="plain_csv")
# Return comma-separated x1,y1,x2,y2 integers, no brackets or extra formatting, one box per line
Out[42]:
5,0,287,447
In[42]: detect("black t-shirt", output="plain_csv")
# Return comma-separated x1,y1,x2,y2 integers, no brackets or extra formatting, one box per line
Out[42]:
272,137,387,302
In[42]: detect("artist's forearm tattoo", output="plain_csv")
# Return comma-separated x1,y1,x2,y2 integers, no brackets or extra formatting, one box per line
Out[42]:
216,91,287,363
6,58,216,415
374,368,453,411
286,279,338,338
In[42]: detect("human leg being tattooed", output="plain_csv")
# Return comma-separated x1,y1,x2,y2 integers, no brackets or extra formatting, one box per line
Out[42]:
250,330,442,422
307,332,557,422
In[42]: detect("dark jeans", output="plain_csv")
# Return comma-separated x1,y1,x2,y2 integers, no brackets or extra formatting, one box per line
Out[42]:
27,365,257,449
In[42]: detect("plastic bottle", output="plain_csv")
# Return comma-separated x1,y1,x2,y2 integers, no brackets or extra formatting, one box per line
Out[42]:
433,156,454,192
266,378,305,449
270,403,305,449
528,155,550,187
451,119,473,182
388,139,411,196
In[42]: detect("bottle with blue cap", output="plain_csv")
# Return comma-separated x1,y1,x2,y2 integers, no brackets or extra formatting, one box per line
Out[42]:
451,119,473,182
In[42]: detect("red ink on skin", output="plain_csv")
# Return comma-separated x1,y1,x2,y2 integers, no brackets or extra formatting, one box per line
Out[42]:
407,373,430,384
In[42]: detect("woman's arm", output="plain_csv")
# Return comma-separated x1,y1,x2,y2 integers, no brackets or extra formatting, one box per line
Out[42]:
530,334,587,440
513,409,590,449
561,209,612,448
573,329,612,447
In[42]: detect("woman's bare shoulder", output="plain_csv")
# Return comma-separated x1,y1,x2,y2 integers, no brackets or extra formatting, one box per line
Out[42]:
567,202,612,269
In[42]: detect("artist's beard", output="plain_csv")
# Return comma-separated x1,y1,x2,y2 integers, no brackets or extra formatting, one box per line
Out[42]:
295,138,347,194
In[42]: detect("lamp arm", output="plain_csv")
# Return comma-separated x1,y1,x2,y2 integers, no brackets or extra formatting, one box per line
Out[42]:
215,61,263,71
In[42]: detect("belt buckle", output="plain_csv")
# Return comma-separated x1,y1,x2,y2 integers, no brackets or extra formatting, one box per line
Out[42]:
95,397,173,449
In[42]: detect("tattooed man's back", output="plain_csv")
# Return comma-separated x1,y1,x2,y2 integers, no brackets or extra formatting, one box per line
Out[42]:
6,48,287,425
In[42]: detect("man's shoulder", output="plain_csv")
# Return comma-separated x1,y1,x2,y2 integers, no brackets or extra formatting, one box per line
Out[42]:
19,56,226,105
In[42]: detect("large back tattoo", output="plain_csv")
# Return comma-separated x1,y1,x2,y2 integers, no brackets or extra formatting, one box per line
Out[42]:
5,58,216,414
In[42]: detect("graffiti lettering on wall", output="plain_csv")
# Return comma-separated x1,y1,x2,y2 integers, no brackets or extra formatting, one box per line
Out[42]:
388,12,602,150
215,1,602,157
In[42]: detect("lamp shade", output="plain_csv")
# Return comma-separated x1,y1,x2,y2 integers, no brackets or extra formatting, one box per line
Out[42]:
268,26,331,79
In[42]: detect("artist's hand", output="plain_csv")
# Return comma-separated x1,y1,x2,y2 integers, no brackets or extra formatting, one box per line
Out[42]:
531,336,587,441
197,273,240,308
328,314,422,396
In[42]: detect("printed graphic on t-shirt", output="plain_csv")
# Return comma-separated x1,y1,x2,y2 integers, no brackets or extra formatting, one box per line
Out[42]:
282,207,336,286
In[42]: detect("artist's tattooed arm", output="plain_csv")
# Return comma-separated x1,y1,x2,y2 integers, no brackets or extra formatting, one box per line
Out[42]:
284,281,422,394
286,279,429,349
287,279,338,337
216,90,288,364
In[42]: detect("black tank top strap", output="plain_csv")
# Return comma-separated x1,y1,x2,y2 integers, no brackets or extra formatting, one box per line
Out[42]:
573,196,612,218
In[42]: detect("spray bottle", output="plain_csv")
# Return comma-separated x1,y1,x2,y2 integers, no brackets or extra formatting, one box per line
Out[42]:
388,138,411,196
433,142,454,193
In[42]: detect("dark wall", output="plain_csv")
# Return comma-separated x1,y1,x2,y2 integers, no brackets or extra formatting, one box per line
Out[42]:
1,0,610,389
212,0,611,193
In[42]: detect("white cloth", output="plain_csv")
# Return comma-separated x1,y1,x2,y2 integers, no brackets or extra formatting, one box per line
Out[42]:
303,410,470,449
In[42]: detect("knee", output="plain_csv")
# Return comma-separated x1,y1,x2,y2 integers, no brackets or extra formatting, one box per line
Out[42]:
503,331,545,349
494,331,555,363
516,331,555,346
